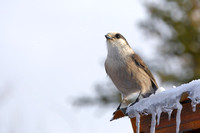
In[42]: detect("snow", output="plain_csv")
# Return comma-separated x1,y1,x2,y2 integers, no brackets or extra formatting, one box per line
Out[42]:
126,79,200,133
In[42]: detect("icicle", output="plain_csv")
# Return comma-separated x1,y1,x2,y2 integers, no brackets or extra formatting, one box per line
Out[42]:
176,103,182,133
150,113,156,133
191,98,200,112
156,108,161,125
191,103,196,112
135,113,140,133
167,110,172,121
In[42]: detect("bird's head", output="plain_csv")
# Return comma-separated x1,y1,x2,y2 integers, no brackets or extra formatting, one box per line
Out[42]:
105,32,133,56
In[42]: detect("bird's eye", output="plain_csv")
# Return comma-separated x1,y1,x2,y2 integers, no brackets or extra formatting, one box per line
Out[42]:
115,34,121,39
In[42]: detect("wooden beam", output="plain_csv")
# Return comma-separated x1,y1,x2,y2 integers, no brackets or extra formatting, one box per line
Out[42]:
130,102,200,133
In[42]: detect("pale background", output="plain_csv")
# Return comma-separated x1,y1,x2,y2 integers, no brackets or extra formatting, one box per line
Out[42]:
0,0,157,133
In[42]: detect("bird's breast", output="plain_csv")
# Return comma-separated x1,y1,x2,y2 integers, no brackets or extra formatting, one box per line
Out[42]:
105,56,141,96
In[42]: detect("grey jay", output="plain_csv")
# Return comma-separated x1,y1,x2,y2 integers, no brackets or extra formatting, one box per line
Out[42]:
104,32,158,110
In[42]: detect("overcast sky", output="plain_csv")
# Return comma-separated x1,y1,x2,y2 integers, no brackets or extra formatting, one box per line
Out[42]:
0,0,155,133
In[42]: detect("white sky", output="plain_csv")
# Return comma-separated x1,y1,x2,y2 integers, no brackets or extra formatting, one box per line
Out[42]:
0,0,157,133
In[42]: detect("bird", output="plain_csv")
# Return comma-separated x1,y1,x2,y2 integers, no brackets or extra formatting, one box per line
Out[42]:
104,32,158,111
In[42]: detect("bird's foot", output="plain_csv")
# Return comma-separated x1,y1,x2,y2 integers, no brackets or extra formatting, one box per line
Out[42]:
129,101,136,107
129,97,140,107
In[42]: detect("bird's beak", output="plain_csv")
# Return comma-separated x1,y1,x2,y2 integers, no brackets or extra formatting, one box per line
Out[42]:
105,34,112,40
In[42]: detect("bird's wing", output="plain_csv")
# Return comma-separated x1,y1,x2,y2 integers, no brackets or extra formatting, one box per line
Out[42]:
131,54,159,90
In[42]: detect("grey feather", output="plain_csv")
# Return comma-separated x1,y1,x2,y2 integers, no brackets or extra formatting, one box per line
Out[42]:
131,53,158,96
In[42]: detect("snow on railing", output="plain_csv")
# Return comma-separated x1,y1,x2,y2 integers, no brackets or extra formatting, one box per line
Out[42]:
126,79,200,133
